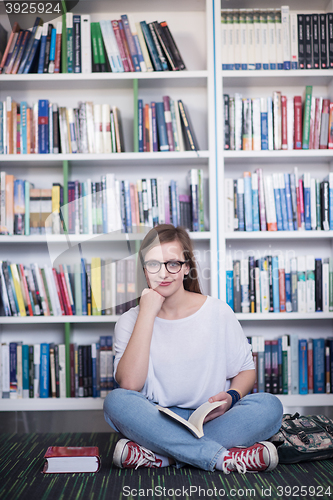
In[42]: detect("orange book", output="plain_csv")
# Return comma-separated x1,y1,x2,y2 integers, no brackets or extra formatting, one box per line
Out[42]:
5,174,14,234
144,103,150,152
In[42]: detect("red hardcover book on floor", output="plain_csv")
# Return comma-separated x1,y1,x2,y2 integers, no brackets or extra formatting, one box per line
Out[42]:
294,96,303,149
43,446,101,473
281,95,288,150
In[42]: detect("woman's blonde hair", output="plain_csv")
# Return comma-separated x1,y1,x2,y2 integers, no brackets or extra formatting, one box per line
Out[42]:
136,224,202,298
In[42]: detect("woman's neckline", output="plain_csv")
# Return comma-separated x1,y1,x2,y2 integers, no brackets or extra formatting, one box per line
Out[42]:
155,295,209,322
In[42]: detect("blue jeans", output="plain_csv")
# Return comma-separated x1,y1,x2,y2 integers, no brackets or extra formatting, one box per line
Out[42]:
103,389,283,472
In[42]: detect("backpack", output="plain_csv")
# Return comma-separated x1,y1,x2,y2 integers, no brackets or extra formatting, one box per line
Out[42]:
269,413,333,463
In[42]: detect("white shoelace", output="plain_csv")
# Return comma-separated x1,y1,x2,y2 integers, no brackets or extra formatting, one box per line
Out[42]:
124,444,159,470
222,447,264,474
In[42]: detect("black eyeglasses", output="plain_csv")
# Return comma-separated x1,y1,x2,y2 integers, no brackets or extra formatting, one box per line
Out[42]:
144,260,187,274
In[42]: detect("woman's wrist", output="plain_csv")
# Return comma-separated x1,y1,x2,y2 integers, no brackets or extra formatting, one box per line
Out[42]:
226,389,242,408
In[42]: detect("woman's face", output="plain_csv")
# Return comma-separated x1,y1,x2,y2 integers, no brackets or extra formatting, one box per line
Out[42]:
143,240,189,297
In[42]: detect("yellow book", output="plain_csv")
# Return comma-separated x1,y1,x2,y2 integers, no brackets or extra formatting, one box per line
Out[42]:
51,185,61,234
91,257,101,316
10,264,26,316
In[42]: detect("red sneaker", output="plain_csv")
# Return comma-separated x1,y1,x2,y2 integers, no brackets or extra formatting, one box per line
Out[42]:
113,439,162,469
222,441,278,474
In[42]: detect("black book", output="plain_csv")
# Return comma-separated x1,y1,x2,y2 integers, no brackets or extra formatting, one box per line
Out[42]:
304,15,313,69
73,14,81,73
87,344,93,397
43,24,53,74
264,340,272,393
86,263,92,316
223,94,230,150
78,345,84,397
319,14,328,69
160,20,186,70
249,256,256,313
312,14,320,69
297,14,305,69
29,345,34,398
54,344,60,398
178,100,199,151
148,22,168,71
327,13,333,68
267,256,274,313
315,258,323,312
82,345,89,397
233,179,239,230
52,105,59,154
233,260,241,313
152,21,177,70
271,340,279,394
321,180,329,230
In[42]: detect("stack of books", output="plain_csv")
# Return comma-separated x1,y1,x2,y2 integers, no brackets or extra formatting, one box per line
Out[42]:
221,7,333,71
249,335,333,396
0,336,117,399
0,14,186,75
225,168,333,233
224,86,333,151
0,169,205,236
226,253,333,314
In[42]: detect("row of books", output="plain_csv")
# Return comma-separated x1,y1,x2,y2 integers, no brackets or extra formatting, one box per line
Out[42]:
249,335,333,395
138,98,198,153
225,168,333,233
221,7,333,71
0,14,185,75
226,254,333,314
223,87,333,151
0,170,205,236
0,337,117,399
0,258,138,318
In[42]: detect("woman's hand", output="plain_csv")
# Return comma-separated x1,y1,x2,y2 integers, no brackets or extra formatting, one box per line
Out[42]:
139,288,165,318
203,391,232,423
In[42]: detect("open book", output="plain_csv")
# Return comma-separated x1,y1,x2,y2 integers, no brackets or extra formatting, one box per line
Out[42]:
157,401,227,438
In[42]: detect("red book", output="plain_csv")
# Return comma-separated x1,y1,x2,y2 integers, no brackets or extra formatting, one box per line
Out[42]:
118,19,134,72
281,95,288,150
278,266,286,312
328,102,333,149
111,20,130,72
54,23,62,73
19,264,33,316
320,99,330,149
0,22,20,74
294,96,303,149
52,268,65,315
57,266,71,315
298,179,305,230
163,95,175,152
70,343,75,398
43,446,101,473
59,265,73,315
308,340,314,393
314,98,323,150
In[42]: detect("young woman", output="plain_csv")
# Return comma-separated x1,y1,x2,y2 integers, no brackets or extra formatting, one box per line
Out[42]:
103,224,283,473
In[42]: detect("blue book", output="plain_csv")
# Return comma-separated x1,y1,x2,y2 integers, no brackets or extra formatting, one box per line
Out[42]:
155,102,169,151
284,173,294,231
303,178,311,230
285,259,292,312
151,102,158,152
39,343,50,398
278,337,283,392
38,99,49,154
260,106,268,150
22,344,30,397
273,174,283,231
49,27,57,68
299,339,308,394
18,17,42,73
23,25,42,74
138,99,144,152
91,343,98,398
20,102,28,154
81,258,87,315
226,269,234,310
37,24,48,74
252,173,260,231
170,180,178,227
325,173,333,230
313,338,325,393
243,173,253,231
121,15,140,72
133,33,145,71
272,256,280,312
73,15,81,73
0,101,3,154
106,336,113,391
290,174,298,230
279,174,289,231
237,178,245,231
123,180,132,233
140,21,162,71
9,342,17,397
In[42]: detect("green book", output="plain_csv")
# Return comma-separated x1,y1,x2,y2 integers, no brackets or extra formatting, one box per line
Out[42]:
95,22,106,72
66,12,73,73
90,22,100,72
302,85,313,149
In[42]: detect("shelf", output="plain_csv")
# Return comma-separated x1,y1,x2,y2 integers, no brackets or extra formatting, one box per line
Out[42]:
221,69,333,87
223,150,333,163
0,316,120,324
0,393,332,411
225,231,333,240
0,151,210,165
0,71,209,90
235,313,333,321
0,231,211,243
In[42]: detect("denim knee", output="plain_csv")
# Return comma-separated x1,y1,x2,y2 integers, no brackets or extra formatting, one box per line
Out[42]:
249,392,283,428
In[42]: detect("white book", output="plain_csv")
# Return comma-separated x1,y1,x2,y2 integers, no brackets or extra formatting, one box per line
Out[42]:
322,258,329,313
47,265,62,316
221,11,228,70
85,102,95,154
234,93,242,150
289,13,298,69
1,343,10,398
239,9,247,69
310,177,317,230
81,15,92,73
306,255,315,313
267,9,277,69
267,97,274,150
35,264,49,316
246,10,255,70
264,175,277,230
33,343,40,398
114,180,122,231
233,11,241,70
93,104,103,154
252,98,261,150
135,22,153,72
67,108,78,154
99,20,123,73
224,178,234,232
240,259,250,313
260,9,269,69
273,91,281,150
59,344,66,398
287,96,294,150
253,10,262,69
102,104,112,154
297,255,306,313
275,9,283,69
281,6,290,69
157,177,165,225
226,10,234,69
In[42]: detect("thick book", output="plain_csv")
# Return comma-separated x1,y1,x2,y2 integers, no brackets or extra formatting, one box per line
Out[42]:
157,401,226,438
43,446,101,473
